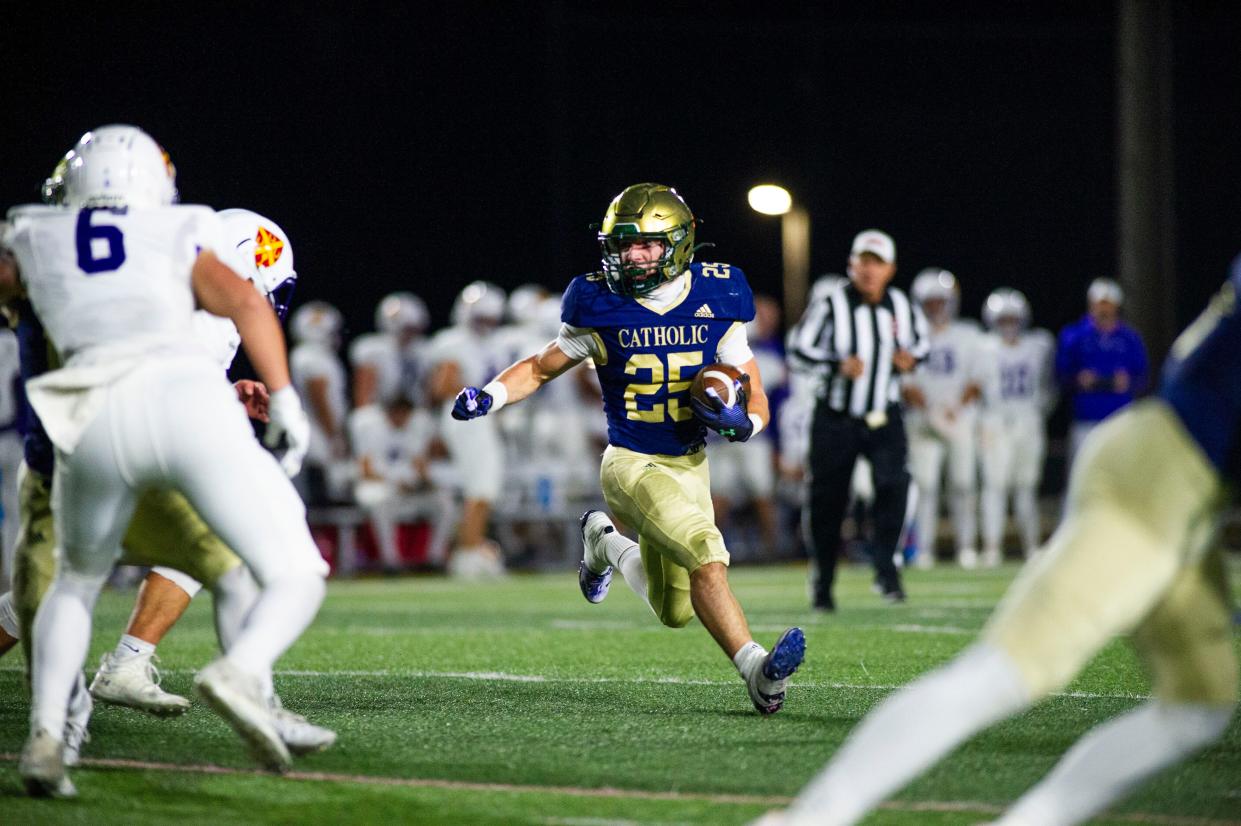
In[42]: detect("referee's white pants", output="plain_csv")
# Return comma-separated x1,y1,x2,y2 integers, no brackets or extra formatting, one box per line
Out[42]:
31,357,326,738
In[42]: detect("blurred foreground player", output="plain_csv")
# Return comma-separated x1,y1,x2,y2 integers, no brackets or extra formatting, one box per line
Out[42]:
5,125,328,795
452,183,805,713
769,259,1241,825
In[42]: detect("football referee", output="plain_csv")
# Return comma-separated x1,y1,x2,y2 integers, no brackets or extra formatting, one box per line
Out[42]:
791,230,928,609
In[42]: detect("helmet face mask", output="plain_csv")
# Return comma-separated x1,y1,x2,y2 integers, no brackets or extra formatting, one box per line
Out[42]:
598,183,696,297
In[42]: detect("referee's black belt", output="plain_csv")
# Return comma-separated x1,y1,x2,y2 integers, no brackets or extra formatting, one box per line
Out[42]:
818,403,901,430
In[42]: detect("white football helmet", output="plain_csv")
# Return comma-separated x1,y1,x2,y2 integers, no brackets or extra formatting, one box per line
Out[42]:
61,125,178,209
452,281,506,328
290,301,343,347
1087,277,1124,306
375,292,429,336
218,209,297,320
912,268,960,324
983,287,1031,333
506,284,548,325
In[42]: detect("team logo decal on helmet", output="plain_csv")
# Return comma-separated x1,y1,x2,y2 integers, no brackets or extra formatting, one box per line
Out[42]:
254,226,285,269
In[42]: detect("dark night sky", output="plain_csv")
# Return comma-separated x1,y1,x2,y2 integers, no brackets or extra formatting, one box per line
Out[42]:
3,2,1238,352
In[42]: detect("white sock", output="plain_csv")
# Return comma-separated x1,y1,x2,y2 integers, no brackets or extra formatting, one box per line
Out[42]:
31,570,106,737
952,489,977,551
609,537,652,611
225,573,325,680
1013,485,1040,556
784,643,1031,826
732,640,775,690
917,485,939,557
998,701,1235,826
981,485,1005,554
212,564,260,653
0,590,19,639
114,633,156,663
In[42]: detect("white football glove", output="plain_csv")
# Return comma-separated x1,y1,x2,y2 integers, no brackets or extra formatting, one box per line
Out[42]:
264,385,310,477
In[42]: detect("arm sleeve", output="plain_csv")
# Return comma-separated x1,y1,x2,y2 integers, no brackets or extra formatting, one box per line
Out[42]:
716,322,755,366
556,323,601,362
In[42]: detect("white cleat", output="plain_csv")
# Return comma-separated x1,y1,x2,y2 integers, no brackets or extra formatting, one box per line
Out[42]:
578,510,615,604
63,673,93,768
957,547,979,570
981,547,1003,568
91,651,191,717
270,694,337,755
196,658,291,772
20,727,76,798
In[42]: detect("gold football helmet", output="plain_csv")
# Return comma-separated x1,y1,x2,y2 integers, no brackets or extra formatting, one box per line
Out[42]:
598,183,696,296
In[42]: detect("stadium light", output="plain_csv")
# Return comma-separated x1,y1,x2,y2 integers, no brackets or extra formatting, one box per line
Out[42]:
748,184,810,323
747,184,793,216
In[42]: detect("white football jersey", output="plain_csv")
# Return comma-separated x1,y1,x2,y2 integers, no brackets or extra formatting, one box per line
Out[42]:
8,204,227,366
979,329,1055,419
347,404,435,482
349,332,428,405
0,330,20,428
907,320,986,413
290,341,348,464
424,325,507,389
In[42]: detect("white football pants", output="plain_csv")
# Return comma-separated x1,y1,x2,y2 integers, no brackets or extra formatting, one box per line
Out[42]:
980,412,1046,556
31,357,327,738
909,420,977,555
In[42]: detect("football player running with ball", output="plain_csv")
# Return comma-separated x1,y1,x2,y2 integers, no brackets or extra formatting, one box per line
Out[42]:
452,183,805,714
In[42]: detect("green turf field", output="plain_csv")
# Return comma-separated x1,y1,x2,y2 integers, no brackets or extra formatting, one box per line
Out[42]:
1,561,1238,825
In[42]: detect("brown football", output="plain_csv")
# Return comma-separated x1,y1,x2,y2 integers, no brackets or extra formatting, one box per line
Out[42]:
690,362,747,409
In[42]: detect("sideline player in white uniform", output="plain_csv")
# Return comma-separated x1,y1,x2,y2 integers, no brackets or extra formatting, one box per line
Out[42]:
289,301,350,503
0,326,21,584
425,280,508,577
903,269,985,568
978,288,1055,566
349,291,429,409
5,125,327,795
348,389,455,571
764,257,1241,826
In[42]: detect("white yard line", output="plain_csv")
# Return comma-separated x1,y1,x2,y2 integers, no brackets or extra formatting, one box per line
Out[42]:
0,664,1154,699
0,754,1233,825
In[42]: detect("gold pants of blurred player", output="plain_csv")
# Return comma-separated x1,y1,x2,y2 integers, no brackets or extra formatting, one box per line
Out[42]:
600,445,730,629
12,461,242,666
984,400,1237,705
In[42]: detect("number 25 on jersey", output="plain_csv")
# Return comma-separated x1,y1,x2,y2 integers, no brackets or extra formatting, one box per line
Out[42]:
624,351,703,423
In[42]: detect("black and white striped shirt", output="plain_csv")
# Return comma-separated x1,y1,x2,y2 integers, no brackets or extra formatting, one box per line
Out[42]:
790,282,930,418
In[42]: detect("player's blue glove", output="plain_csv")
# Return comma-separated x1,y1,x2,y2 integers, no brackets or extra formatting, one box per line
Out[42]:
690,383,754,442
452,386,493,420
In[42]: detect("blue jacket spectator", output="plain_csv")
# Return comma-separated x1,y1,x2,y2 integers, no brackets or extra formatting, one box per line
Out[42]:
1056,278,1148,464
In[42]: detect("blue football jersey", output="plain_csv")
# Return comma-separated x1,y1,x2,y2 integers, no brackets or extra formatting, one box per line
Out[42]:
13,300,55,476
1159,255,1241,483
561,262,756,456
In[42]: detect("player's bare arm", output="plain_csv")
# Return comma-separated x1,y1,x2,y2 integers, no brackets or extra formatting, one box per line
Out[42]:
0,247,23,305
735,356,770,430
494,340,582,405
191,250,290,392
451,339,580,420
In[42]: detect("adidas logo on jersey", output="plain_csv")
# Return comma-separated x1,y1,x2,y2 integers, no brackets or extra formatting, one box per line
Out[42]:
694,304,714,318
